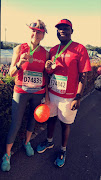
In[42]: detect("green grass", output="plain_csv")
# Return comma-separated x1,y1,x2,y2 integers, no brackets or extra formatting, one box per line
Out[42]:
0,73,15,86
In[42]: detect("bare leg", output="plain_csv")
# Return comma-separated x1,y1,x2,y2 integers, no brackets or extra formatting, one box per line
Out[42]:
6,143,13,156
60,121,70,147
47,116,57,138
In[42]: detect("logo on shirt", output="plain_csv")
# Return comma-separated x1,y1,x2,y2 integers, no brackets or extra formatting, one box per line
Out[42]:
61,54,70,58
33,58,44,63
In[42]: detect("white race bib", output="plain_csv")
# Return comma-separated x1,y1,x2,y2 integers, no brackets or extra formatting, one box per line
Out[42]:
22,70,43,88
49,74,68,94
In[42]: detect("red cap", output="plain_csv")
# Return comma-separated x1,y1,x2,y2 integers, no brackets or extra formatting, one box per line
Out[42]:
28,26,45,32
26,21,47,33
55,19,72,28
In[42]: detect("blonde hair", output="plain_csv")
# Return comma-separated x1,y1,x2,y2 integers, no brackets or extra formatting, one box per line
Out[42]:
35,19,47,33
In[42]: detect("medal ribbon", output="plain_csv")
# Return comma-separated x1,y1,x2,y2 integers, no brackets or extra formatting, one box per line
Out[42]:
53,40,72,63
30,45,39,56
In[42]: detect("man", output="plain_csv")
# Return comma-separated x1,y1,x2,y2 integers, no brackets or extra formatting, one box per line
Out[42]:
37,19,91,167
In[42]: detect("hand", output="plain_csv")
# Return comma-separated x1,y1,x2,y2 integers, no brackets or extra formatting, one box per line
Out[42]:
70,99,80,111
45,60,53,71
45,94,50,105
18,52,29,67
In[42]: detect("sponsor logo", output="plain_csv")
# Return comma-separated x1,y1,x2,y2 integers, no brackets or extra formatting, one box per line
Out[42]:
33,58,44,63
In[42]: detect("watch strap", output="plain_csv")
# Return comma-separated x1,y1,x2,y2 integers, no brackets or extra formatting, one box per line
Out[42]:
75,93,82,100
16,64,20,70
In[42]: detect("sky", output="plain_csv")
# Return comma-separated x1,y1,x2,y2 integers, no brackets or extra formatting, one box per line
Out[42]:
1,0,101,47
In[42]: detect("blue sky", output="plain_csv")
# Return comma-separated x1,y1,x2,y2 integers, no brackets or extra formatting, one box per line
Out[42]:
1,0,101,47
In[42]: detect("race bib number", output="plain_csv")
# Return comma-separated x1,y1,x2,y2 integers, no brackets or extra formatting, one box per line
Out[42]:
50,74,68,94
22,70,43,88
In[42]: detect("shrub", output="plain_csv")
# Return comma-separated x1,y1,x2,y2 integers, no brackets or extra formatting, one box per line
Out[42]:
0,75,15,87
0,83,13,156
83,65,98,95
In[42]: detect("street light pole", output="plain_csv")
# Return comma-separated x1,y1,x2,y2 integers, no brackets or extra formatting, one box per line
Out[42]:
5,28,7,45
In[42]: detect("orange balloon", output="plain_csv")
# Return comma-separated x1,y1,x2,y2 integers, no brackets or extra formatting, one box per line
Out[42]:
97,67,101,75
34,104,50,123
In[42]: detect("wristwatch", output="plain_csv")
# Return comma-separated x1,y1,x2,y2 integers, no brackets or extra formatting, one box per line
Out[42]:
75,93,82,100
16,64,20,70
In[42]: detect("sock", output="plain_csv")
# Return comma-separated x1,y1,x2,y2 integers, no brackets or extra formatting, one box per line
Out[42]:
47,137,53,143
61,146,66,152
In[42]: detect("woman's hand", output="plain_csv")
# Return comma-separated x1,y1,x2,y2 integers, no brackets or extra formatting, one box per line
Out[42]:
17,52,29,67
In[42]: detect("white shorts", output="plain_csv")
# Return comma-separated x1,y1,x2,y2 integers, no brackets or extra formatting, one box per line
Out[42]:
48,92,77,124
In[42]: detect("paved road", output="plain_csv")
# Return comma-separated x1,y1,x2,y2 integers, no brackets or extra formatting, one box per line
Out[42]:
0,90,101,180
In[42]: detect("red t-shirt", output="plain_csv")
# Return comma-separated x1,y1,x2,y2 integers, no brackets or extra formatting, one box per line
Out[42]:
14,43,47,94
49,41,91,98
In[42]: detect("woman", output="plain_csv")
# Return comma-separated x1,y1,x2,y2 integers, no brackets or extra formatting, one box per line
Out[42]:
1,19,49,171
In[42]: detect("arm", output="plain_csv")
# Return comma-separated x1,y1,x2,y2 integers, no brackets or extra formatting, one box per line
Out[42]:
44,51,50,104
71,45,91,110
9,45,29,77
71,72,87,110
45,51,54,74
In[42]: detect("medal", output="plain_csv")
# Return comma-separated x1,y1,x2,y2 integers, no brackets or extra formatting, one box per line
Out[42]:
51,62,56,69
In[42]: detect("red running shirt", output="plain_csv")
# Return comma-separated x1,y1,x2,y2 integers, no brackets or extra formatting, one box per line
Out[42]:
49,41,91,98
14,43,47,94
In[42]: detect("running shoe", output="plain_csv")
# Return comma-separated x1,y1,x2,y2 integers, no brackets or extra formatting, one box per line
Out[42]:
37,139,54,153
23,141,34,156
54,150,66,167
1,153,11,172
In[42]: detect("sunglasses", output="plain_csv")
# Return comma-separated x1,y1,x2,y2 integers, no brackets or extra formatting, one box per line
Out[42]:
29,23,45,30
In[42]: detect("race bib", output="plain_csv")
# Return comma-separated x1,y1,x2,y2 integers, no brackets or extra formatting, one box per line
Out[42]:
22,70,43,88
49,74,68,94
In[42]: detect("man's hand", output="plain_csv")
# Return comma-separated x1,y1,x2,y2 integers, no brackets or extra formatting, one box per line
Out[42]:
45,60,53,71
70,99,80,110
